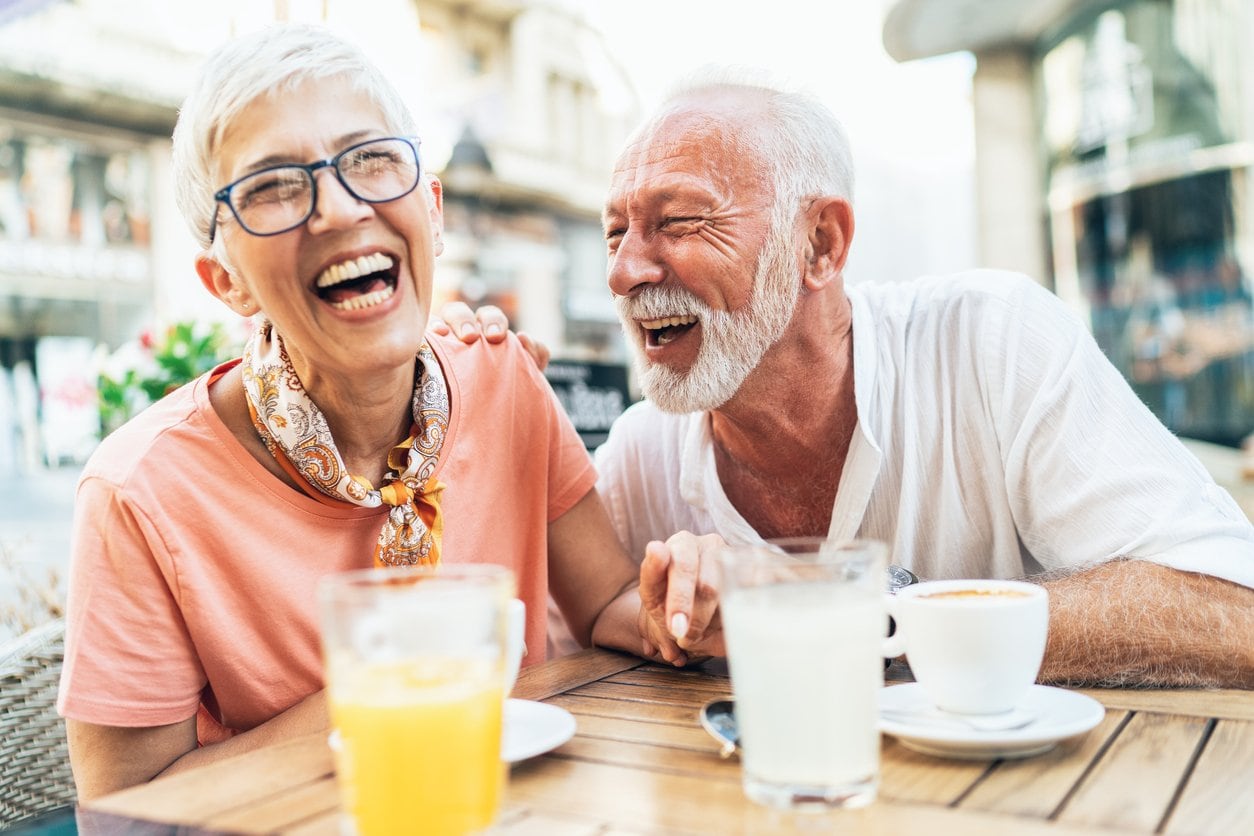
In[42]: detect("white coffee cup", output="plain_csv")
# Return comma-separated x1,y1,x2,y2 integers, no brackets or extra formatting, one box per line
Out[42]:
882,579,1048,715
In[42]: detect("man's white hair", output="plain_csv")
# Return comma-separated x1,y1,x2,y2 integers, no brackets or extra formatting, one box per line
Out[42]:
654,65,855,221
171,22,419,261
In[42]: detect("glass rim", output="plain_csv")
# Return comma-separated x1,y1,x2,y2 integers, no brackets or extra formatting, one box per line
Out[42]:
318,563,514,597
719,537,888,560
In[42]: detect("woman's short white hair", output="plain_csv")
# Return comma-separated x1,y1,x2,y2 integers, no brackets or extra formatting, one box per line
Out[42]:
172,22,419,254
656,66,855,220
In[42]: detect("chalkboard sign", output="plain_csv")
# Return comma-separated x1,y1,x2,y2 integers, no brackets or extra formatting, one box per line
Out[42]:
545,360,633,449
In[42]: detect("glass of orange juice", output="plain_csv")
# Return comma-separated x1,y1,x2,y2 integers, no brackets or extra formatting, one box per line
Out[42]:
320,564,514,836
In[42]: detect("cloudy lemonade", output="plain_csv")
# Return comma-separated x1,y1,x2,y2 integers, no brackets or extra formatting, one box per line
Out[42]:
723,582,883,795
329,657,504,836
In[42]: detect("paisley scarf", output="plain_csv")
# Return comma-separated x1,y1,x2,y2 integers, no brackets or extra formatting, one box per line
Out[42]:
241,319,449,566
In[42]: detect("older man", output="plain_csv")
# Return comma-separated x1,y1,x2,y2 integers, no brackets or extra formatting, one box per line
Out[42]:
593,71,1254,687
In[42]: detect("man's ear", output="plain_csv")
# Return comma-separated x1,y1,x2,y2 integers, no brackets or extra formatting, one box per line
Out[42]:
427,176,445,257
196,253,257,317
802,197,855,292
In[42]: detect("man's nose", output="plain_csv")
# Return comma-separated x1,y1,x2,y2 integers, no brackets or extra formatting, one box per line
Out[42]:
607,228,665,297
306,169,373,234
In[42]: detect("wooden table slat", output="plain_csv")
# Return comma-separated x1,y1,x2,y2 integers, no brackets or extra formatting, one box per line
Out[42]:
566,712,719,750
599,671,733,701
549,692,712,726
511,756,1123,836
202,776,339,834
548,735,741,780
878,737,992,804
280,809,343,836
1056,712,1211,832
494,809,616,835
957,710,1128,818
513,648,643,701
569,679,726,709
86,731,333,827
1163,719,1254,836
1077,687,1254,721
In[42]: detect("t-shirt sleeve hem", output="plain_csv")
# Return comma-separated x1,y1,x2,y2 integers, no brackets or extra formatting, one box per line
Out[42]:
58,693,200,728
546,458,598,523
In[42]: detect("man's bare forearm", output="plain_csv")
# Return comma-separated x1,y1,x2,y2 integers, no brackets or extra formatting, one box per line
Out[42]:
1036,559,1254,688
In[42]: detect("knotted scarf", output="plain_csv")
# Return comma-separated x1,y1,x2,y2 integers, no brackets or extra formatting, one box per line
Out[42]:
241,319,449,566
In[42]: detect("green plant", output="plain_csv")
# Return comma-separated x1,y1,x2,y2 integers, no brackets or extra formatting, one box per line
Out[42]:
98,320,240,435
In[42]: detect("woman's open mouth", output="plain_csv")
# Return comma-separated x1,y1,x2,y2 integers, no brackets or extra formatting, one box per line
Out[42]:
641,314,698,347
315,252,399,311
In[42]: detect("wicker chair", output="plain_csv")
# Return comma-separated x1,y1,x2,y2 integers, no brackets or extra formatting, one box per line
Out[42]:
0,619,76,827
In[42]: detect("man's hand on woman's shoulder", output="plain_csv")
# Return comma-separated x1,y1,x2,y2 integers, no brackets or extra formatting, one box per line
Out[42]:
430,301,550,370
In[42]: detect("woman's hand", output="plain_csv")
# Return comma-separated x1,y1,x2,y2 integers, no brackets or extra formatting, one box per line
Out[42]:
429,301,550,370
637,532,725,664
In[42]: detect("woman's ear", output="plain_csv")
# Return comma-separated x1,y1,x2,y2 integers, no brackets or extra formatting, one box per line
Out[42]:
427,177,445,257
802,197,855,292
196,253,258,317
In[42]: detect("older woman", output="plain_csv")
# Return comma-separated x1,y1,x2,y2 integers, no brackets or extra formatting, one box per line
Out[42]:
57,23,683,800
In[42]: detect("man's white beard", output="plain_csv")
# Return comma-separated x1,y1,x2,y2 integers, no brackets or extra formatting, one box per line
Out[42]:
615,224,800,414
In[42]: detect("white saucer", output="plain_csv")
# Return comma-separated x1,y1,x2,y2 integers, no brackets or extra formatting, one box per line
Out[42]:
878,683,1105,760
503,698,577,763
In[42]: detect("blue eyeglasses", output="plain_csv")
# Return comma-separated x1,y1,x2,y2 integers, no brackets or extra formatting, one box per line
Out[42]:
209,136,421,241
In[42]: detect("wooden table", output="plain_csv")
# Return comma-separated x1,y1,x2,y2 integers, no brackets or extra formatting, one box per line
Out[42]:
85,649,1254,835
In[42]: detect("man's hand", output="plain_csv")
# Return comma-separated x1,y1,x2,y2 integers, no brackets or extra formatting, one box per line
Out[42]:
638,532,725,665
430,301,550,370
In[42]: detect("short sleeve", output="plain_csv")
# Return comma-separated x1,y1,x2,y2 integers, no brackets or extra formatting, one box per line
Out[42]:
58,475,206,726
991,279,1254,587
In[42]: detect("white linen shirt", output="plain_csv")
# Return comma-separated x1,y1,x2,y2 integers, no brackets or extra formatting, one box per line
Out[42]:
595,270,1254,588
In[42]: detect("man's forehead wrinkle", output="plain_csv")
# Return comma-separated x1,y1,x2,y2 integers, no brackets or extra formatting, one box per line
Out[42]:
607,102,761,219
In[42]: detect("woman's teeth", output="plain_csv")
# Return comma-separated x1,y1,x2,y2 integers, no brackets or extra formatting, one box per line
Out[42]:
329,284,395,311
316,252,394,288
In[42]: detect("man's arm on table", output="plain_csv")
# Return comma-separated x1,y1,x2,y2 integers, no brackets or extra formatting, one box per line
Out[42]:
66,690,328,802
631,533,1254,687
1038,558,1254,688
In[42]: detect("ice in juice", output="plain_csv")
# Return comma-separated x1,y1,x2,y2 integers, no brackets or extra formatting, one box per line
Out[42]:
722,581,883,799
328,657,504,836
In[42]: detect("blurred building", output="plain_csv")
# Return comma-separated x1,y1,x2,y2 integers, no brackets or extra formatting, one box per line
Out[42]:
0,0,636,469
885,0,1254,446
417,0,635,359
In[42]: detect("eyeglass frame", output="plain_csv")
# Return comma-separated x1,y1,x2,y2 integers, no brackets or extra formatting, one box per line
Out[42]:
208,135,423,242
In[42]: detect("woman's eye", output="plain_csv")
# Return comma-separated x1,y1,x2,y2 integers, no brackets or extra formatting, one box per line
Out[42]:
237,173,305,207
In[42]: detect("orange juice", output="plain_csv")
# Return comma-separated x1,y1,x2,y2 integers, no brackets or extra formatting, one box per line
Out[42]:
329,658,504,836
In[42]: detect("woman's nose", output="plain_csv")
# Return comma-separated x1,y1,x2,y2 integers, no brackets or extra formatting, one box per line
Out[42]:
305,169,373,233
607,229,665,298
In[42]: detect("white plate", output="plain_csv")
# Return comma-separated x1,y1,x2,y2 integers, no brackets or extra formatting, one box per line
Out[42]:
878,683,1105,760
503,698,577,763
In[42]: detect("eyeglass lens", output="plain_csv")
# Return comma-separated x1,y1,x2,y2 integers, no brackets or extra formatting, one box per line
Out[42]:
226,138,419,236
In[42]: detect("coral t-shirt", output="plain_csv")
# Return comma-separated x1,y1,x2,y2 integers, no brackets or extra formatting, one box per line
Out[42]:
57,333,594,741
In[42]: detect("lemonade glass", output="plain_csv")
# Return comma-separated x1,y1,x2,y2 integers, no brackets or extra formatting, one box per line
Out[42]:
320,564,513,836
